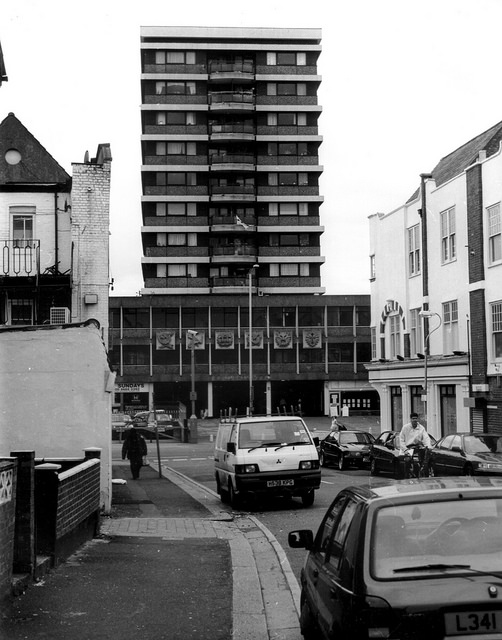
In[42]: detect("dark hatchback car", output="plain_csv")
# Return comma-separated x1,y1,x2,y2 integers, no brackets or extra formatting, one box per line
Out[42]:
430,432,502,477
319,430,375,470
289,477,502,640
370,430,437,478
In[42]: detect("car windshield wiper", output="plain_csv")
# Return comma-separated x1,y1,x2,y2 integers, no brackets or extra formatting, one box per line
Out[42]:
275,441,309,450
394,563,471,573
393,563,502,582
247,442,281,452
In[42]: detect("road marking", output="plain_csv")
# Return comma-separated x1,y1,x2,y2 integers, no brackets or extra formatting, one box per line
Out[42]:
160,457,213,462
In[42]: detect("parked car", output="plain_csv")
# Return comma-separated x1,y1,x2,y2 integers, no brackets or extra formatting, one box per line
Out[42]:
370,430,437,478
289,477,502,640
319,430,374,470
132,410,176,433
430,432,502,476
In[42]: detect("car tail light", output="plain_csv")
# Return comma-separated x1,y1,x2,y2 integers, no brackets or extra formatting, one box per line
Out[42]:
358,595,394,638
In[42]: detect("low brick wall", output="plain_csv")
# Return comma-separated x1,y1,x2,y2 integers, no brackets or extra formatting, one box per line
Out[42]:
0,459,17,601
35,457,101,564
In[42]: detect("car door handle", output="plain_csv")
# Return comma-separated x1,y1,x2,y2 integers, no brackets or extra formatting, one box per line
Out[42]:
312,569,319,579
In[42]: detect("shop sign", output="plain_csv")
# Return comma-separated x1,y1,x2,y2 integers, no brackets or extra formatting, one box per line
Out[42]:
116,383,146,393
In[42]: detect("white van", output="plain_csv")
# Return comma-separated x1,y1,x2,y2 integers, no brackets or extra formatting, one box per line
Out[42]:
214,415,321,508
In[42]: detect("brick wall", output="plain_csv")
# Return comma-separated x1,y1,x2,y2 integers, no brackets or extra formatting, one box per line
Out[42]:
71,146,112,346
466,163,485,285
469,289,488,387
11,451,35,574
56,460,100,539
0,459,17,601
35,457,101,563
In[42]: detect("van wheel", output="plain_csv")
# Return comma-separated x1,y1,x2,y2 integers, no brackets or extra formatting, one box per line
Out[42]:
301,491,315,507
229,482,241,509
216,475,229,503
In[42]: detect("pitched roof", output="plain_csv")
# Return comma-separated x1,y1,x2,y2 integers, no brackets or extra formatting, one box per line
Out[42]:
0,113,71,188
407,120,502,203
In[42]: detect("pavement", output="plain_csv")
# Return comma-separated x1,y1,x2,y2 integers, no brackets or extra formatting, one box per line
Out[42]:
0,414,380,640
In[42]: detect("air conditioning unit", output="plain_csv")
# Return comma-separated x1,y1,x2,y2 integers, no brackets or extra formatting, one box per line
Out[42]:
50,307,71,324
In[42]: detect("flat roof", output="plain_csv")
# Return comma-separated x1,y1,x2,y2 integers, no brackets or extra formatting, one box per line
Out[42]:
140,26,322,43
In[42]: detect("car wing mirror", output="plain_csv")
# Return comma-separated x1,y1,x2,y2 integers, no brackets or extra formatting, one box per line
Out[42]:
451,445,462,453
288,529,314,550
312,436,319,447
226,442,236,454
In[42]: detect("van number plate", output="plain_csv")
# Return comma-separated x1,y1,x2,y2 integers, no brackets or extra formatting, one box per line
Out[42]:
444,611,502,635
267,479,294,487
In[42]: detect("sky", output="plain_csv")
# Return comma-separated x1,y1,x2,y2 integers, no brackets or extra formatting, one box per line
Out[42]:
1,0,502,297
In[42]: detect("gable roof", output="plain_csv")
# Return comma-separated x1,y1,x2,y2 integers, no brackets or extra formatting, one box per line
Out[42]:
407,120,502,203
0,113,71,188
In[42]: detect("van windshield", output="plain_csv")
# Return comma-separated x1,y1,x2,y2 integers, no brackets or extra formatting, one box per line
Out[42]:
239,420,312,449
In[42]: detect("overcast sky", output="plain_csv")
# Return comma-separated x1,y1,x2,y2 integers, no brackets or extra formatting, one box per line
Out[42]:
2,0,502,297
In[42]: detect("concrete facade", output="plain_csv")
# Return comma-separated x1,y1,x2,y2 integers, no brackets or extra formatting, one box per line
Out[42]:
140,26,325,296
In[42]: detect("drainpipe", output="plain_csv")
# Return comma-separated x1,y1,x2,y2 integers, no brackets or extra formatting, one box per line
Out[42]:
419,172,433,338
54,190,59,274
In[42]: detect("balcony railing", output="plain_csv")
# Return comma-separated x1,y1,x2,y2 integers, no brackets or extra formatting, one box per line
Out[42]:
1,240,40,276
208,61,255,75
210,153,255,168
209,123,255,137
210,214,256,228
210,276,251,288
210,185,255,196
208,91,255,109
211,245,256,258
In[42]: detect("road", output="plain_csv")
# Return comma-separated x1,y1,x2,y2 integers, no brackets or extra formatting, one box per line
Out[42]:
113,437,378,581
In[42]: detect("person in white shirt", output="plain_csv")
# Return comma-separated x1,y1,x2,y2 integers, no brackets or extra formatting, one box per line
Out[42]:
399,413,431,477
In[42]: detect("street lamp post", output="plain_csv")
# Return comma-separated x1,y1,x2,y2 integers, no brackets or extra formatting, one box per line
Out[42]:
419,310,442,426
187,329,197,419
248,264,259,415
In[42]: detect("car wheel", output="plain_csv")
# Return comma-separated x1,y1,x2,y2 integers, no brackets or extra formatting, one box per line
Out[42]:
370,458,379,476
338,454,345,471
229,482,242,509
319,451,328,467
463,464,474,476
301,490,315,507
428,463,436,477
299,594,320,640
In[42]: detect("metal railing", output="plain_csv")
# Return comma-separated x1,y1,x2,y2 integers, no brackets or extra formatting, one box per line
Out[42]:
1,240,40,276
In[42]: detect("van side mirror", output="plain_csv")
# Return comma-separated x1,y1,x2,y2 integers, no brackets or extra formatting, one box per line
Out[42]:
288,529,314,550
226,442,236,454
313,436,319,447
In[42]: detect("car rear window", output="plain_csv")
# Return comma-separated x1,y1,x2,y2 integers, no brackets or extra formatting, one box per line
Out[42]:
370,497,502,579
